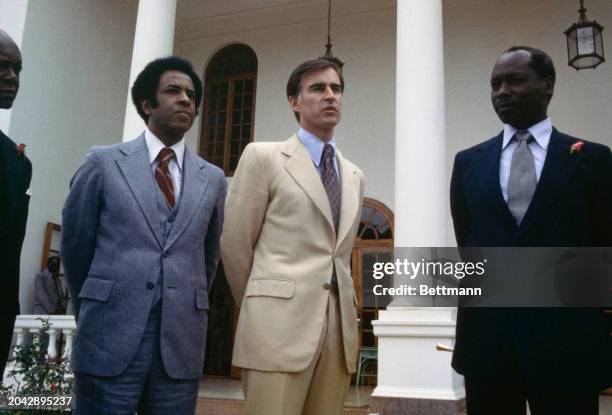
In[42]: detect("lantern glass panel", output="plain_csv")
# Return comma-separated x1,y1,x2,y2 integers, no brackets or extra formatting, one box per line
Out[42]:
577,27,595,54
567,28,578,59
594,27,604,56
574,56,600,69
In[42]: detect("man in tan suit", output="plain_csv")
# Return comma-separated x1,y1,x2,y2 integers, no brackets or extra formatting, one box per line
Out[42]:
221,59,364,415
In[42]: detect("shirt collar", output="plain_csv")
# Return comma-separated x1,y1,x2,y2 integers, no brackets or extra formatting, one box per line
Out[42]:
502,117,552,152
297,127,337,167
144,127,185,171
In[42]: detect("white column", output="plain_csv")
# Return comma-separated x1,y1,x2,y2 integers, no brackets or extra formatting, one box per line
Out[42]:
395,0,447,247
122,0,177,141
0,0,29,134
372,0,464,409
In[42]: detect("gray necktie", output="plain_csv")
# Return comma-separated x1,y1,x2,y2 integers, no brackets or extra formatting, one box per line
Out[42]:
321,144,341,234
507,130,536,225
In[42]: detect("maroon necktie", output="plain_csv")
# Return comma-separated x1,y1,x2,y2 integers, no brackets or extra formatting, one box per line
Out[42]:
155,148,175,208
321,144,340,234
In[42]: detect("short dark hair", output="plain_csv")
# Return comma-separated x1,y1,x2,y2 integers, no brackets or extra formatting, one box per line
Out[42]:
131,56,203,123
286,59,344,121
504,46,556,84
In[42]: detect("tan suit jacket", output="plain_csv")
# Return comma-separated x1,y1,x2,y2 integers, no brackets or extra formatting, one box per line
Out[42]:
221,135,364,374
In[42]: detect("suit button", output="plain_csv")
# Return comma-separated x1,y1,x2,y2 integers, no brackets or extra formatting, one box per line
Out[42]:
146,282,154,290
163,251,169,258
323,283,332,290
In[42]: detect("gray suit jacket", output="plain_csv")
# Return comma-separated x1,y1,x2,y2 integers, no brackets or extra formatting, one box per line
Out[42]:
61,135,226,380
33,269,63,314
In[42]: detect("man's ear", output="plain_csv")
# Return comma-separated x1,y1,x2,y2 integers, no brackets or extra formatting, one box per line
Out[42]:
543,77,554,99
141,99,153,117
288,95,300,113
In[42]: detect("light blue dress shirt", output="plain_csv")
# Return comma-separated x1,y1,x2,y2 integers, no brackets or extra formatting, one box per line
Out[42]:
297,127,340,181
499,117,552,202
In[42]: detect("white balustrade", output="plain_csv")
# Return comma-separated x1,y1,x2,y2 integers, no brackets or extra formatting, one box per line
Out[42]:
2,315,77,387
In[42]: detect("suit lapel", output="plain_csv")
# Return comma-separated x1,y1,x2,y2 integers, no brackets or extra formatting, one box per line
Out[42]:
336,149,360,248
115,135,164,248
282,135,335,234
474,133,517,230
165,149,210,250
1,131,24,220
518,129,581,234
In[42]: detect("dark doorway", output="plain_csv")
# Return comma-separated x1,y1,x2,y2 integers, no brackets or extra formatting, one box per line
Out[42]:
203,262,235,376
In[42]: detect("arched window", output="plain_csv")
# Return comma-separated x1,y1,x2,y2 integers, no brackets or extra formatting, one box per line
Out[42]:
352,198,394,350
199,44,257,175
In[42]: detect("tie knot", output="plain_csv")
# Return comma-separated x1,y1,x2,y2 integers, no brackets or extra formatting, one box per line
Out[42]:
158,147,175,163
322,143,334,163
514,130,532,143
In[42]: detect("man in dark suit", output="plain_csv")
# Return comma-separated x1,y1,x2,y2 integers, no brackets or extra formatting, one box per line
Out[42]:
0,29,31,377
450,46,611,414
62,57,226,414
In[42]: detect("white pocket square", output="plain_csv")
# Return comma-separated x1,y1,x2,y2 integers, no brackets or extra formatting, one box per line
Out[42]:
26,188,32,196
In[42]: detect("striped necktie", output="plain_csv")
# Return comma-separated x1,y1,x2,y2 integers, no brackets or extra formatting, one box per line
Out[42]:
155,147,176,208
321,144,340,234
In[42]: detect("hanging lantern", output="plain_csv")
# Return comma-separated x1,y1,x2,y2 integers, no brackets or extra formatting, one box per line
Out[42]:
319,0,344,71
564,0,605,70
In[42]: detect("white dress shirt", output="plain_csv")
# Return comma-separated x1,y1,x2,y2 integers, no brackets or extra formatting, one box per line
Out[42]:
499,117,552,202
144,128,185,200
297,127,340,180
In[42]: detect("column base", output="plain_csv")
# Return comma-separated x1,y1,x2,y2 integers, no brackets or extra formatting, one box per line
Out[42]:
369,395,465,415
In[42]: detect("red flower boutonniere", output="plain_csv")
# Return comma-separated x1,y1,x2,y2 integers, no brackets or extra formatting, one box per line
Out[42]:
15,143,26,156
569,141,584,154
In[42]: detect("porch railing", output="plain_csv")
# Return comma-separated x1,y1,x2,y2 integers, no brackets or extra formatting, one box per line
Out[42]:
2,315,76,385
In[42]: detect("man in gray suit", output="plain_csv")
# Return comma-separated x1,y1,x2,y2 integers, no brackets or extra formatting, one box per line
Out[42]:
62,56,226,414
33,256,65,315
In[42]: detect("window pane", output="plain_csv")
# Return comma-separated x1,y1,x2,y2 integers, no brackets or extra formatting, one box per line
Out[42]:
244,94,252,107
233,94,243,110
245,79,253,93
231,141,239,155
232,109,241,124
230,156,239,171
231,126,240,141
234,80,243,94
214,142,224,156
242,109,252,123
242,124,251,141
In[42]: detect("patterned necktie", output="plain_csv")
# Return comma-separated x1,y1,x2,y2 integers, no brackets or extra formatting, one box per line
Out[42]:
321,144,341,234
507,130,536,225
155,147,176,208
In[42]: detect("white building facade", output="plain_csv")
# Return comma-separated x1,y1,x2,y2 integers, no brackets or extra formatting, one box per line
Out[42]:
3,0,611,412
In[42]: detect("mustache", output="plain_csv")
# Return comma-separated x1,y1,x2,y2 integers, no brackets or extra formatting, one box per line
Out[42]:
493,99,517,107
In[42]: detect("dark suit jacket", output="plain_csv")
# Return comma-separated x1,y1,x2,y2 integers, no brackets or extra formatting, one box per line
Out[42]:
450,128,612,389
0,130,31,315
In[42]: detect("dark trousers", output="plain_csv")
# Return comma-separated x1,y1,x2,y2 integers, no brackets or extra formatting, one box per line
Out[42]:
0,311,16,376
465,369,599,415
73,303,199,415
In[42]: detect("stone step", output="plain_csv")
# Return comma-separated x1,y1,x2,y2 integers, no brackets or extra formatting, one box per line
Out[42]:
195,398,369,415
